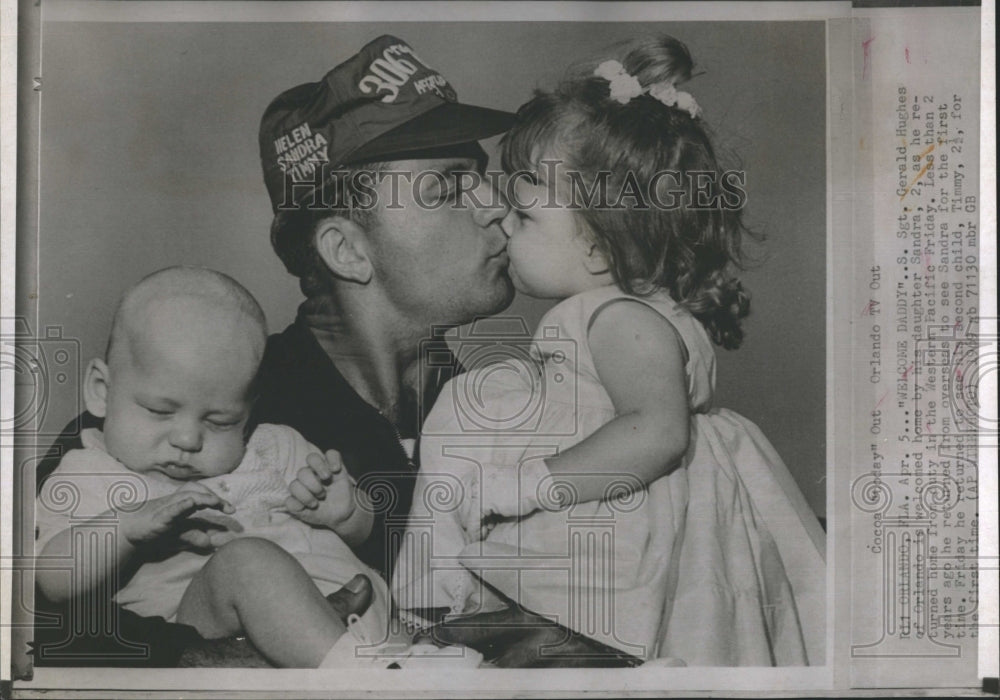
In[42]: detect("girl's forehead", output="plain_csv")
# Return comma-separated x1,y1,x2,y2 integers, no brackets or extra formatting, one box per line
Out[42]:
509,169,576,210
531,142,570,170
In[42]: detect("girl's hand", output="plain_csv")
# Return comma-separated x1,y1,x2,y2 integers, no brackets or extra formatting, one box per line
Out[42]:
459,461,555,540
119,483,237,551
285,450,359,533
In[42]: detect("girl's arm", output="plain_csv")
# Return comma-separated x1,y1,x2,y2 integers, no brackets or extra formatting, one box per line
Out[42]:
542,299,691,506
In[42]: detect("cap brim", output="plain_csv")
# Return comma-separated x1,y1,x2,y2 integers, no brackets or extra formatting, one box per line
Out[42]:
344,102,515,165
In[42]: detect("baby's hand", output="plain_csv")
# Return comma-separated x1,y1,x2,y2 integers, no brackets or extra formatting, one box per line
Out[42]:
119,483,237,551
285,450,359,533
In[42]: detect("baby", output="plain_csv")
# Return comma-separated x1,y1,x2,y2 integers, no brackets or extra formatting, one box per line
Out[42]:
35,267,401,667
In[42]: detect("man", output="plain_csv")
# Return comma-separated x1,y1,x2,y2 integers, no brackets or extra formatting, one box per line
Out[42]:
34,35,633,669
252,34,515,578
250,34,641,668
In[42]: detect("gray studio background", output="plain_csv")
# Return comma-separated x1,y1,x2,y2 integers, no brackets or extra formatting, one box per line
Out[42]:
35,21,827,517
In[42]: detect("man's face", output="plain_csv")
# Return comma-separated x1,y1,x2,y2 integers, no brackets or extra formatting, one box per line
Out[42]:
364,155,514,328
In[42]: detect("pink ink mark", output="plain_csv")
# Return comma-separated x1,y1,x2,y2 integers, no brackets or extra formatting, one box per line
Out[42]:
956,368,963,382
874,391,888,409
901,364,914,379
905,47,911,64
862,35,876,80
954,318,963,331
861,300,876,316
924,252,933,272
926,423,933,434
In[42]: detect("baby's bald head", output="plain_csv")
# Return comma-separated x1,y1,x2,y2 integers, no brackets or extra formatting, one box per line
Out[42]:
106,266,267,376
89,267,267,477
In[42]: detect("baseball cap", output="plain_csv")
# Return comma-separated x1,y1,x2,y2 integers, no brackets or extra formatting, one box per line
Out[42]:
260,35,515,212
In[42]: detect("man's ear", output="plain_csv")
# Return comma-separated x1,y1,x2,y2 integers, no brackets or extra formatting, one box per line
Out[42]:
83,358,111,418
314,216,373,284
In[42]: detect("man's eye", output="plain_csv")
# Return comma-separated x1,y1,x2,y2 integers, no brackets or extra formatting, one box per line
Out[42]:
144,406,172,416
419,182,452,205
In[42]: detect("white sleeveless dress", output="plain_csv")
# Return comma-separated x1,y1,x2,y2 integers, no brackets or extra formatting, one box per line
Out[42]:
393,285,825,665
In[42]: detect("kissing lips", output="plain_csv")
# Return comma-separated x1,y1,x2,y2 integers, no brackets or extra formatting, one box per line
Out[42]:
488,250,510,267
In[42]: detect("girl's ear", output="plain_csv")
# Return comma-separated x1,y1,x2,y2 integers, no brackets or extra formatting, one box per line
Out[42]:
314,216,373,284
580,241,611,275
83,358,111,418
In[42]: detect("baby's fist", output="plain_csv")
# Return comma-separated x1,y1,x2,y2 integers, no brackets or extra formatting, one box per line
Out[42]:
286,450,357,530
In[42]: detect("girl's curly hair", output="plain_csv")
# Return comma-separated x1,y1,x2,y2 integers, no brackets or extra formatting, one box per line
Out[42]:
502,35,753,349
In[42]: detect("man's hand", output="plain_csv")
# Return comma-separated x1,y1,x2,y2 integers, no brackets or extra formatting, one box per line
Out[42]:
285,450,373,546
119,483,237,551
413,606,644,668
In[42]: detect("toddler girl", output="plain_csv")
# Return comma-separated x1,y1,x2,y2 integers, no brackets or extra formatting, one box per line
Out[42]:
393,36,825,666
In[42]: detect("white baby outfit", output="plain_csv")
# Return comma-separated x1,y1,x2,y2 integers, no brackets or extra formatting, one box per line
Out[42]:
393,285,825,666
36,423,389,640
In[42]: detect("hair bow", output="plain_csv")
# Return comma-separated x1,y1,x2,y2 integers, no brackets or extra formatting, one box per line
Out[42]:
594,60,701,118
594,60,643,104
648,81,701,119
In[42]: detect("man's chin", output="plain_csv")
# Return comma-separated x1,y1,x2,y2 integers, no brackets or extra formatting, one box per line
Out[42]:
483,277,516,316
497,276,517,310
447,284,515,327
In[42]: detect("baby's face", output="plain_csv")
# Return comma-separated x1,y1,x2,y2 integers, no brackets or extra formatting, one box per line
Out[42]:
100,326,257,481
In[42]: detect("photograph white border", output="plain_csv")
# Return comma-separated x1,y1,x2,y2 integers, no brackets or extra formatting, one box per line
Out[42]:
1,0,994,696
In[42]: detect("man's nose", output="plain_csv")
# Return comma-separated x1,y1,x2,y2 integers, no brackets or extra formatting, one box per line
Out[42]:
169,419,203,453
471,180,510,228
